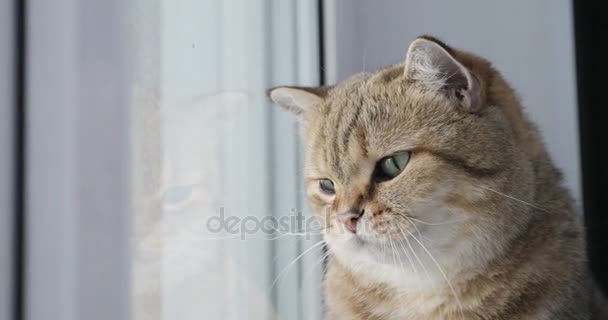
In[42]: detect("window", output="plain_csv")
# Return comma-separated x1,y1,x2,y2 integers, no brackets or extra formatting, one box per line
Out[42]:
130,1,323,319
4,1,601,320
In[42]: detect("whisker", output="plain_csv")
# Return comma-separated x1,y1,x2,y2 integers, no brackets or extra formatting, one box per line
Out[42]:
405,228,465,319
477,185,549,212
303,249,331,282
394,226,417,274
405,216,464,226
469,224,486,243
404,216,424,243
264,230,324,241
395,222,435,296
392,237,409,279
382,237,388,264
400,238,418,274
270,240,326,290
389,239,399,267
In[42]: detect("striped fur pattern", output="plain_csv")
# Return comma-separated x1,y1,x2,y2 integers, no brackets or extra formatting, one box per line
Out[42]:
269,36,598,319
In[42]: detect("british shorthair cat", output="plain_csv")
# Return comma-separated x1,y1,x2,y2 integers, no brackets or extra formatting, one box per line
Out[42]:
269,36,603,319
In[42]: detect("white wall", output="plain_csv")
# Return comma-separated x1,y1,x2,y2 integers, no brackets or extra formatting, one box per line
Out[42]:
324,0,581,204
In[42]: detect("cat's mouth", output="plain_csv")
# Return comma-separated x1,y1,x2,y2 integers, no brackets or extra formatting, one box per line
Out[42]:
333,215,411,247
328,225,420,266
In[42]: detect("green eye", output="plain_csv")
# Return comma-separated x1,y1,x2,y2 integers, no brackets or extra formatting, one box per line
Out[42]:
319,179,335,194
376,152,410,181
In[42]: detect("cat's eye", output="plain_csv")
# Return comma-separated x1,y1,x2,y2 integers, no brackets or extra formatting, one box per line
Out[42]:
319,179,336,194
374,152,410,181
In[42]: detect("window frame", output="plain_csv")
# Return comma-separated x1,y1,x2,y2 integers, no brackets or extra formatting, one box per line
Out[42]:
25,0,132,319
1,0,17,319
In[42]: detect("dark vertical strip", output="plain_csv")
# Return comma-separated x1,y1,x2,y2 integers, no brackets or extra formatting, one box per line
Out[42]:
13,0,26,319
317,0,326,86
317,0,329,288
573,0,607,294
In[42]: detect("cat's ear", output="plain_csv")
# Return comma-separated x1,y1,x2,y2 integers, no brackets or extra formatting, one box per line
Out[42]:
404,36,481,112
267,86,329,118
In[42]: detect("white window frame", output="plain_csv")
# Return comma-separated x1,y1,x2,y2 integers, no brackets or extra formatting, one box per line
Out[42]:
26,0,131,319
268,2,324,319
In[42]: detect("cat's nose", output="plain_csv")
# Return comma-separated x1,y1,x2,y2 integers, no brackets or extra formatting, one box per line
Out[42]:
337,209,364,234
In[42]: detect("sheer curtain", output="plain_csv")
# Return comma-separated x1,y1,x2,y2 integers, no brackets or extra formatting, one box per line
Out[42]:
131,1,324,319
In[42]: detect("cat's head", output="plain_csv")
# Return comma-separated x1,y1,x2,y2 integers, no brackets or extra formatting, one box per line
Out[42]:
269,36,539,283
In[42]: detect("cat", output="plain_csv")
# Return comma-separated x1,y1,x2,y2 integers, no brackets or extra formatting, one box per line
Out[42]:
269,36,604,319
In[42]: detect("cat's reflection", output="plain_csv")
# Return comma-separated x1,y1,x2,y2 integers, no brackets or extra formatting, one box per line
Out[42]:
133,91,276,320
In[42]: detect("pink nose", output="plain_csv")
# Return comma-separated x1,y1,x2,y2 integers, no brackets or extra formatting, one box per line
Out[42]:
337,211,363,233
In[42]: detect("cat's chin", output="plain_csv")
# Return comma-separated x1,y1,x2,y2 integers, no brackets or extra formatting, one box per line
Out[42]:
325,228,387,251
327,235,441,289
330,231,433,267
327,232,406,264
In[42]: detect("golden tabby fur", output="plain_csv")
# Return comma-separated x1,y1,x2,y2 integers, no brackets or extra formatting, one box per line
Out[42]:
269,36,600,319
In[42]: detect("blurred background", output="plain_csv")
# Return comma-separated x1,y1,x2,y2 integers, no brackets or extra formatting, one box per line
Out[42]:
0,0,604,320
